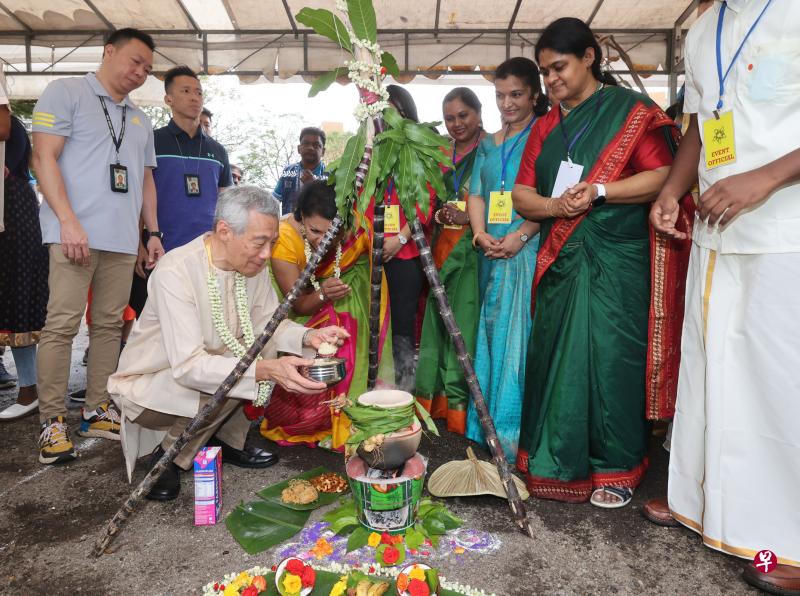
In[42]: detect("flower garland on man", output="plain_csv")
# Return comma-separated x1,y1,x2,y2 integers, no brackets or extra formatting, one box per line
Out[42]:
108,185,349,501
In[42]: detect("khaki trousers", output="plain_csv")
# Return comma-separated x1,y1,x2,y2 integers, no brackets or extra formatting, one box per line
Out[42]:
131,395,251,470
38,245,136,421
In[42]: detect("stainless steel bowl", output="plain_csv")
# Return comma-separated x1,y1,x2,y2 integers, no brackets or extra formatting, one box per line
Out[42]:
305,357,347,386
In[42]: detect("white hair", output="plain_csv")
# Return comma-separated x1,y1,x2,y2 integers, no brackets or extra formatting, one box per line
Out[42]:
213,185,280,234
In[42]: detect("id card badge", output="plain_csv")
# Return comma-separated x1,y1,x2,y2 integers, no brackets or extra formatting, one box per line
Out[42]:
384,204,401,234
110,164,128,194
703,111,736,170
184,173,201,197
488,191,513,224
443,200,466,230
551,160,584,199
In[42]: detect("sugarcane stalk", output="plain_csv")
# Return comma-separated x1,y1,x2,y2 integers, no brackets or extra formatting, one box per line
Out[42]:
410,219,535,537
92,216,344,557
366,116,387,390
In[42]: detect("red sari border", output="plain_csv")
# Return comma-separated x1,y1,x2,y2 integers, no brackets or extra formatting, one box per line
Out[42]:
518,449,650,503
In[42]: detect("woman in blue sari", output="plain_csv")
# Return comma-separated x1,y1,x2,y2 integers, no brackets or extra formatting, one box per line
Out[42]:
465,57,548,463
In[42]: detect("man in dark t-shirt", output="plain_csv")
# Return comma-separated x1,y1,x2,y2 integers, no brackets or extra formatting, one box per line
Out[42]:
153,66,232,253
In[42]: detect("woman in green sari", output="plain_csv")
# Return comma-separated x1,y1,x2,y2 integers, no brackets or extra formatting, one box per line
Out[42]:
512,18,691,508
416,88,484,434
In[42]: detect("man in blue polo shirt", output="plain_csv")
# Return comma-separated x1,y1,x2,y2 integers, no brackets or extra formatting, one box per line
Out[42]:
273,127,328,215
154,66,232,253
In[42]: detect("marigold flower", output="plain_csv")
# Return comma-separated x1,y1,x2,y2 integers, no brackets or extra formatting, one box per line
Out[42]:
251,576,267,592
282,572,303,594
409,567,426,581
367,532,381,547
241,586,259,596
330,578,347,596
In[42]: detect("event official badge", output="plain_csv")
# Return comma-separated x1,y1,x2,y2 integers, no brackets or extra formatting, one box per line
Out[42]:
703,111,736,170
185,173,202,197
488,191,513,224
384,204,401,234
443,200,467,230
110,164,128,193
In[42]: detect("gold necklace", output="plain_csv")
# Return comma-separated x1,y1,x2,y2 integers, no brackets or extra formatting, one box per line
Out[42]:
560,82,604,114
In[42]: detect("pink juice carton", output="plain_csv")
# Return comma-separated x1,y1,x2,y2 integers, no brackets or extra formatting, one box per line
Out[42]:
194,446,222,526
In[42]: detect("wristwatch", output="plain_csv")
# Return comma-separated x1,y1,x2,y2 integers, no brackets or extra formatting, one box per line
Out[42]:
398,234,409,246
149,230,164,239
592,183,607,208
519,233,530,243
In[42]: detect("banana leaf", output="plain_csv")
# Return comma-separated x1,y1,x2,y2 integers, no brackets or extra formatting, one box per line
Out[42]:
257,466,348,511
226,500,311,555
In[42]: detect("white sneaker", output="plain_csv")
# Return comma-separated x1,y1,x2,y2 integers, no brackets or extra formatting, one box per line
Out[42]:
0,399,38,421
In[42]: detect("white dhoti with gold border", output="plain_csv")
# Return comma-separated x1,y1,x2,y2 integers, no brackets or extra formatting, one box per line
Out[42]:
668,244,800,566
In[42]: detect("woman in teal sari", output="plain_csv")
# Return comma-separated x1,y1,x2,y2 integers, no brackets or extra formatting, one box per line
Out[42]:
464,58,548,464
512,18,692,508
416,87,484,435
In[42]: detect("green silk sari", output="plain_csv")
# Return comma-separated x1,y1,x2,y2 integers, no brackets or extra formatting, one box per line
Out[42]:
415,146,480,434
517,86,692,502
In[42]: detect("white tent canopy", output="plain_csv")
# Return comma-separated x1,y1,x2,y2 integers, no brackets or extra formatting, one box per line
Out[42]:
0,0,697,100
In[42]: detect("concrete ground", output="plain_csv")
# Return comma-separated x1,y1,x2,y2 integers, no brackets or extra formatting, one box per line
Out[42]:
0,330,759,596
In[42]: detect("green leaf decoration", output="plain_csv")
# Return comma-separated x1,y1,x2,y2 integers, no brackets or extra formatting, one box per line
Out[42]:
414,399,440,436
404,525,426,550
405,121,449,148
381,51,400,78
426,568,441,593
359,142,381,214
225,500,311,555
374,128,407,145
322,499,357,524
395,144,420,222
330,515,360,535
309,67,349,97
346,525,371,552
422,516,447,536
428,508,462,531
381,107,404,129
346,0,377,43
328,122,367,229
296,8,352,52
256,466,347,511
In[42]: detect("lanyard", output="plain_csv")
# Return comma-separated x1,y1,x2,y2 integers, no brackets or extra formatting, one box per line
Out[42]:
558,87,603,164
499,117,535,192
98,96,126,164
451,136,479,199
173,130,203,175
715,0,772,112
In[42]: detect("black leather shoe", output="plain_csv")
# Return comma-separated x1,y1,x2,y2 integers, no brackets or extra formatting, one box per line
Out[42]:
145,446,181,501
208,437,279,469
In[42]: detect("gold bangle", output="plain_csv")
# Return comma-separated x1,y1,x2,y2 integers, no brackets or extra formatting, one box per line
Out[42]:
545,198,555,218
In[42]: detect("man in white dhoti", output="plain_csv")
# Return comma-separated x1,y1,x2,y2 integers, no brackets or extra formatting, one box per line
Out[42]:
108,185,348,500
647,1,800,593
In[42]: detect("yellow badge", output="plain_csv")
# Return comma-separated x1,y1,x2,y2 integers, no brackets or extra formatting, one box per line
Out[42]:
488,191,513,224
443,200,466,230
131,116,142,126
384,204,400,234
703,111,736,170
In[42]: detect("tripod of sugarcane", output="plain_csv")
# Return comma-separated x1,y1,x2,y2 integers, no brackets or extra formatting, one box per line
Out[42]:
94,31,531,563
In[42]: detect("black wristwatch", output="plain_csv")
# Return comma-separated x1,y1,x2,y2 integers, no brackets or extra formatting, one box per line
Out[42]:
149,230,164,239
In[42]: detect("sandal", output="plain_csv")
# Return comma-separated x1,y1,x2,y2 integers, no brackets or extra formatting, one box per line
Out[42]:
590,486,633,509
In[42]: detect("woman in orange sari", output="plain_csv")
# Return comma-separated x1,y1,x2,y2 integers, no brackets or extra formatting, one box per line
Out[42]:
261,180,393,449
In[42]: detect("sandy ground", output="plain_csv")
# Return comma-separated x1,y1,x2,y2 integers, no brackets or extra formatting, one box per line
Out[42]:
0,329,758,596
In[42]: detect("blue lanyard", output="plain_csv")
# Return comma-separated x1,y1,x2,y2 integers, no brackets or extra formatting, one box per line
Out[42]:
499,117,535,192
715,0,772,111
558,87,603,163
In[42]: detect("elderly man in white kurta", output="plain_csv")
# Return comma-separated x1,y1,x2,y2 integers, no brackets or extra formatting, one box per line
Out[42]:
647,1,800,593
109,185,347,500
